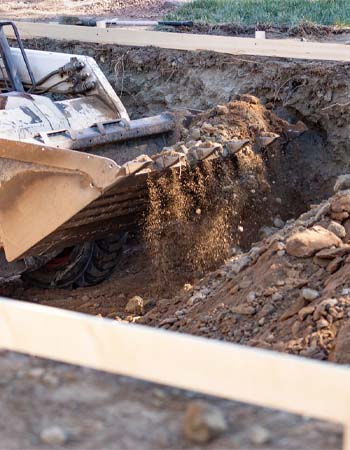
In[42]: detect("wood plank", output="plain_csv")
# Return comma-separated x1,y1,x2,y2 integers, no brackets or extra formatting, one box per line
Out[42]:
0,297,350,424
7,21,350,62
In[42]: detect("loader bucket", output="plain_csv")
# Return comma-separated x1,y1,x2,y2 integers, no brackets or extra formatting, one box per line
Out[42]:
0,138,127,262
0,132,195,263
0,131,254,263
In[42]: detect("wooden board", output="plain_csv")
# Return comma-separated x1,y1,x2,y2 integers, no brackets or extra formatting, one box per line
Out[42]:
8,21,350,62
1,296,350,425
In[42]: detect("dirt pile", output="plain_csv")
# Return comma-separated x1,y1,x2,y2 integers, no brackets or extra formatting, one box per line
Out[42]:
143,96,310,289
141,175,350,363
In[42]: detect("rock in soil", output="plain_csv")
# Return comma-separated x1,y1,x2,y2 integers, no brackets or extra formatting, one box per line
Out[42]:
334,175,350,193
250,425,271,445
328,221,346,239
183,400,227,443
286,226,341,257
125,296,145,315
302,288,320,301
39,426,67,445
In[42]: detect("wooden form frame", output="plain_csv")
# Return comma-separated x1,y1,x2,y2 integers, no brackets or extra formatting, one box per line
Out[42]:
5,21,350,62
0,297,350,449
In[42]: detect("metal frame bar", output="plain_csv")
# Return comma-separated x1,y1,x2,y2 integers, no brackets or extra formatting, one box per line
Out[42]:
0,21,35,92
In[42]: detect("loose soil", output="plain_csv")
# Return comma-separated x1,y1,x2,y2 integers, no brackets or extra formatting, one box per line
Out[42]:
163,23,350,43
2,40,350,449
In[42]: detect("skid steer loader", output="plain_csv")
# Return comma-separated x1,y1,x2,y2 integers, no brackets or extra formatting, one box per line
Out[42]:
0,22,250,289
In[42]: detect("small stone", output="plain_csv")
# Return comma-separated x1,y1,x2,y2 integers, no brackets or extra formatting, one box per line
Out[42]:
42,373,59,387
271,292,283,302
291,320,301,336
159,317,177,327
264,287,276,297
315,202,331,220
183,401,227,443
317,318,329,329
313,298,338,321
231,304,256,315
331,211,349,221
302,288,320,301
331,323,350,363
315,245,350,259
229,255,252,275
334,175,350,193
190,128,201,140
250,425,271,445
259,226,278,239
281,297,305,321
344,219,350,242
298,305,315,321
260,304,275,316
216,104,229,115
327,256,343,273
286,225,341,257
273,217,285,229
27,367,45,379
342,287,350,295
178,144,189,155
239,279,251,289
328,221,346,239
183,283,193,292
201,122,216,133
239,94,259,104
246,291,256,302
331,192,350,213
40,426,67,445
125,296,145,315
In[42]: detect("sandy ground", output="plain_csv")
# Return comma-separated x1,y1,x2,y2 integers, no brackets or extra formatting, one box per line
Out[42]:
0,0,180,20
0,351,343,449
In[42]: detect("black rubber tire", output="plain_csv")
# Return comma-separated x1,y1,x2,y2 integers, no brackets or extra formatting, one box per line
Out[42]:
22,233,127,289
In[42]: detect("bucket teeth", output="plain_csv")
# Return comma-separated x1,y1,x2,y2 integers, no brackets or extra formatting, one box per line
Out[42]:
225,139,250,155
122,155,153,175
191,145,222,162
255,133,280,148
153,153,187,169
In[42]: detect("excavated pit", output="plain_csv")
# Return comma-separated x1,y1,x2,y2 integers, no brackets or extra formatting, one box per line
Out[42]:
2,39,350,359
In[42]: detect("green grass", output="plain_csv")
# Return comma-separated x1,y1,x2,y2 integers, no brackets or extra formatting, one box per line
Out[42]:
168,0,350,27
